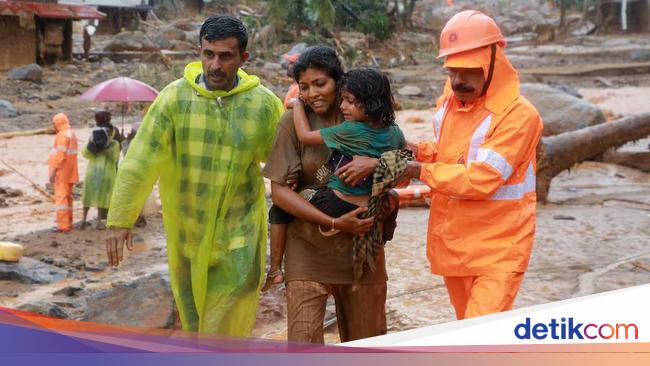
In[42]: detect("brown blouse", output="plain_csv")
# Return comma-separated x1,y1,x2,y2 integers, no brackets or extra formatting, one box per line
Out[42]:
262,109,387,284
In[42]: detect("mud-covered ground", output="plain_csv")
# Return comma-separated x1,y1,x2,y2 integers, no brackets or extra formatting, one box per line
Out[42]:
1,34,649,343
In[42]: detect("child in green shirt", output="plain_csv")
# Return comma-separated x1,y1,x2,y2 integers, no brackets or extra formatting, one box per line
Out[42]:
263,68,404,290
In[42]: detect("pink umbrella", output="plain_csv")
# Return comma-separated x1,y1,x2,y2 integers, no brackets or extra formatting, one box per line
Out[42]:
79,76,159,132
80,77,159,102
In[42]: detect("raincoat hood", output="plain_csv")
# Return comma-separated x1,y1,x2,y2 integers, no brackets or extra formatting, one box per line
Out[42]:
53,113,71,132
443,45,519,115
183,61,260,98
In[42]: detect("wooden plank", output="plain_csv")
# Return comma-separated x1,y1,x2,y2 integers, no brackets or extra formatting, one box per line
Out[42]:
0,128,53,140
521,61,650,76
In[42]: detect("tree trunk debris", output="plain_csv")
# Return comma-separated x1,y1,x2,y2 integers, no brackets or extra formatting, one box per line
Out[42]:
536,113,650,202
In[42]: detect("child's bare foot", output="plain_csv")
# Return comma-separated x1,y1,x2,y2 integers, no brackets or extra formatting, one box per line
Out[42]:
261,269,284,292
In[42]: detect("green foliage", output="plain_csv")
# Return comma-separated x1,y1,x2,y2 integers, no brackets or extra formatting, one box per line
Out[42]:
267,0,336,30
358,12,392,40
335,0,393,40
308,0,336,25
265,0,395,41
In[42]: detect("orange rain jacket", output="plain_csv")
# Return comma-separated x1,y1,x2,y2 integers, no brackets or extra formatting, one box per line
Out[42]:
417,45,543,276
48,113,79,184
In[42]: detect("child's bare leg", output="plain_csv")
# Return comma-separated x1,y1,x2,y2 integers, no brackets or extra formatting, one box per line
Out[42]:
262,223,287,291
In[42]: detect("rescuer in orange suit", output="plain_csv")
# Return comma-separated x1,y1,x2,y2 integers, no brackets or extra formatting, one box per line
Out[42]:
400,10,544,319
48,113,79,232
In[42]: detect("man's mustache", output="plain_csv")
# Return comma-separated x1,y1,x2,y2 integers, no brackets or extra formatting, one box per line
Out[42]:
452,83,475,93
208,70,226,78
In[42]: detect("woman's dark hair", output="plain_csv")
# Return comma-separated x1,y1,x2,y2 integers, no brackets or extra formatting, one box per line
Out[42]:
94,110,111,126
292,46,343,84
342,68,395,127
199,15,248,54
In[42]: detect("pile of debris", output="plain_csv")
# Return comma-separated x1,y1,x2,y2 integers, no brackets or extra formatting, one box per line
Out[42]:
103,19,201,53
414,0,559,45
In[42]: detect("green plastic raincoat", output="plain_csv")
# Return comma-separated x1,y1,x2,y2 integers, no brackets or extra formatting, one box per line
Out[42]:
107,62,283,335
81,141,120,209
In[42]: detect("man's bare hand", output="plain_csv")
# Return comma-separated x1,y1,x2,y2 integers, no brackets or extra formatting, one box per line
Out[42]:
106,227,134,267
402,161,422,181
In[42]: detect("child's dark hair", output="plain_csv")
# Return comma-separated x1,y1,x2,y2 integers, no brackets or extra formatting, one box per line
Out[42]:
292,46,343,85
341,68,395,127
199,16,248,54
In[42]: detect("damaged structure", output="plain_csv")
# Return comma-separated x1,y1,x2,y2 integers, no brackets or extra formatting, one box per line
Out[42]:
0,0,105,70
59,0,149,34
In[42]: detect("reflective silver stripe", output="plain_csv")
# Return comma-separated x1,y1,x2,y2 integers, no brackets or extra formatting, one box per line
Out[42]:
413,188,421,199
476,148,513,181
66,149,78,155
490,162,536,201
466,114,492,165
56,146,67,152
55,205,72,211
433,101,448,142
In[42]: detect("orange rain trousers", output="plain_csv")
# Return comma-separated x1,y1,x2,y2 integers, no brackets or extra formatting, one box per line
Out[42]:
444,272,524,320
54,182,74,231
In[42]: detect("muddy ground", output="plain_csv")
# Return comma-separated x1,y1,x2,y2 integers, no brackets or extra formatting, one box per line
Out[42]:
1,33,649,343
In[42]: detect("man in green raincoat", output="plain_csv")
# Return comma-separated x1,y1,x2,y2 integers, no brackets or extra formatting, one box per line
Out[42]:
105,16,284,336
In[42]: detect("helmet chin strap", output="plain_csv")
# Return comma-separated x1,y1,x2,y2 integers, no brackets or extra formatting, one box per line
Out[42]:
481,43,497,96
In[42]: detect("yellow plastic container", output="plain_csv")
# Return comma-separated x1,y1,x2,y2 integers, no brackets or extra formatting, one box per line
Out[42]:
0,241,24,262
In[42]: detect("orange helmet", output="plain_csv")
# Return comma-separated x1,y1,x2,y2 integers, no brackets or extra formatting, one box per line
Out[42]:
438,10,506,59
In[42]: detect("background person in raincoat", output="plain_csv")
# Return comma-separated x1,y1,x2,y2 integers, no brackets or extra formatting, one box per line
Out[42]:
105,16,284,336
48,113,79,233
80,122,120,230
399,10,543,319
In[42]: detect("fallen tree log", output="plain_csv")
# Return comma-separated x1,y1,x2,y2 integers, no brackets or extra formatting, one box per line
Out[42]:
521,61,650,77
0,128,54,140
602,150,650,173
537,113,650,203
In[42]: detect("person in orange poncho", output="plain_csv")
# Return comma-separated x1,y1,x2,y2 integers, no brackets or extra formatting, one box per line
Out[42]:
400,10,543,319
48,113,79,232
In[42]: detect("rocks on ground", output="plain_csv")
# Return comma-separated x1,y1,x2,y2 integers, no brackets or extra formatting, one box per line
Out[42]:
152,25,187,49
398,85,423,97
630,49,650,62
0,100,18,118
81,271,177,328
7,64,43,83
104,31,159,52
520,83,606,136
0,257,69,284
17,301,68,319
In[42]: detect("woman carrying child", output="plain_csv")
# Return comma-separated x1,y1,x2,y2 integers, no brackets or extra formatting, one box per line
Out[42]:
262,46,404,343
